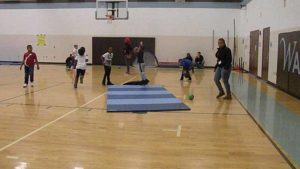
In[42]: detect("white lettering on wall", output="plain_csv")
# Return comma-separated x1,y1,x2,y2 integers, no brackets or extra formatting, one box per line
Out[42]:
280,38,299,75
293,52,300,74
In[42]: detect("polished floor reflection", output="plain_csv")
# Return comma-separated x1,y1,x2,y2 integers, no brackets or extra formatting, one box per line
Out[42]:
231,73,300,168
0,65,295,168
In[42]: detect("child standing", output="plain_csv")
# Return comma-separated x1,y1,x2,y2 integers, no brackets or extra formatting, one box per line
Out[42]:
135,41,149,84
74,47,88,88
102,47,114,86
20,45,40,88
123,38,133,74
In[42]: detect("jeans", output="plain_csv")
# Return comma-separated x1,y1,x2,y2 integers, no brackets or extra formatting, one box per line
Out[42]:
24,66,34,84
138,63,147,80
214,66,231,94
102,65,112,84
195,61,205,69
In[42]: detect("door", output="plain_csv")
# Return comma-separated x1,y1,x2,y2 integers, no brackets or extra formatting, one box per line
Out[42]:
249,30,260,76
92,37,155,65
262,27,270,81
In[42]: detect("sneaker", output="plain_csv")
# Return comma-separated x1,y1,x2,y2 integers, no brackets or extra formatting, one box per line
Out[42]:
141,79,149,85
216,92,225,99
23,84,27,88
223,94,232,100
144,79,150,85
31,82,34,87
107,82,114,85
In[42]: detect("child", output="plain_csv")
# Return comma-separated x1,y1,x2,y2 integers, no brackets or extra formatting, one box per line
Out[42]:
123,38,133,74
186,53,194,73
102,47,114,86
195,52,205,69
135,41,149,84
74,47,88,88
20,45,40,88
65,54,74,70
179,58,192,81
72,45,79,57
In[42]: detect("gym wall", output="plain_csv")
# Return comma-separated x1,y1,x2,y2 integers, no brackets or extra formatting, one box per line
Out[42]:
237,0,300,84
0,6,239,67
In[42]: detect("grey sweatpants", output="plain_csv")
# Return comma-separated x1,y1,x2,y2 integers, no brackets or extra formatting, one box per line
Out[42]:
138,63,147,80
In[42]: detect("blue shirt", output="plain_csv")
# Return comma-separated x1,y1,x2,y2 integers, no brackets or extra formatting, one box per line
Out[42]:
181,59,192,69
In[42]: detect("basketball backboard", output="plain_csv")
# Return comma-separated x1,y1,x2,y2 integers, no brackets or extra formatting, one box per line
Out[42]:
95,0,129,20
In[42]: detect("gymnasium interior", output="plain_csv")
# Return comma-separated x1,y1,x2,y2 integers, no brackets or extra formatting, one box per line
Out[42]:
0,0,299,168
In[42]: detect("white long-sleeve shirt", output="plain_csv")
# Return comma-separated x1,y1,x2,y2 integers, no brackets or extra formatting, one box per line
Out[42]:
102,52,113,66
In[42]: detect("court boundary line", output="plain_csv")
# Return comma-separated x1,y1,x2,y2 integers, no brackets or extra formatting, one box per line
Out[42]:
0,102,250,116
0,76,136,152
0,82,65,103
232,93,297,169
0,102,107,111
162,125,181,137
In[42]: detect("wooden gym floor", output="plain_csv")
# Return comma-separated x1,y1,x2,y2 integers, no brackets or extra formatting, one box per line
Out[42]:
0,64,295,169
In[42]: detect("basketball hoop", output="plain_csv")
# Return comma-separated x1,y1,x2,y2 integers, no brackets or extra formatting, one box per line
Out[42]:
95,0,129,20
106,14,114,24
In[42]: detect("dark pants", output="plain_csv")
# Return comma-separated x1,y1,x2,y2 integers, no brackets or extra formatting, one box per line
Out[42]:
195,61,204,69
24,66,34,84
66,59,73,69
214,66,231,94
76,69,86,79
180,67,192,80
125,56,131,73
74,69,86,86
102,65,112,84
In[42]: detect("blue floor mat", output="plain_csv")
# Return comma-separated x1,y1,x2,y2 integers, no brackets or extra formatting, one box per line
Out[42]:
107,85,190,112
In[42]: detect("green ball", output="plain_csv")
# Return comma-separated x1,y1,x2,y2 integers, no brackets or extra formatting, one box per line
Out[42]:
188,94,194,100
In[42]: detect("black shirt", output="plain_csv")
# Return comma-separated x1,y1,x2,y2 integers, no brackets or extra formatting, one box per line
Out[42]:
195,55,204,63
215,46,232,70
186,55,193,62
124,44,133,55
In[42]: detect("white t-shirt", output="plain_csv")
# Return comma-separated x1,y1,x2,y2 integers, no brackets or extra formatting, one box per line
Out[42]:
72,48,78,57
75,54,88,70
102,52,113,66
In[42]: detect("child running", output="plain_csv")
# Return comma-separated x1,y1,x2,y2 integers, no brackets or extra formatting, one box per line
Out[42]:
102,47,114,86
20,45,40,88
73,47,88,88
